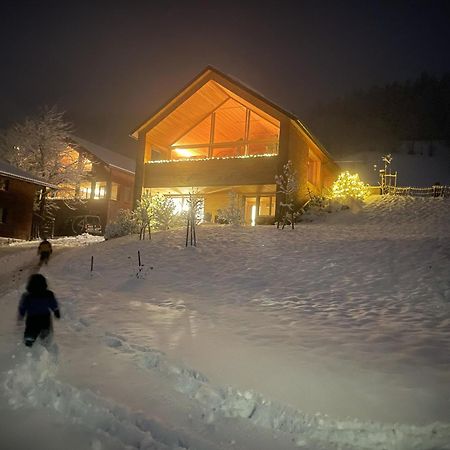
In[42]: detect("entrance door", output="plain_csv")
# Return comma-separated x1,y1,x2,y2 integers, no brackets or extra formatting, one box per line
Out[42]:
244,197,257,226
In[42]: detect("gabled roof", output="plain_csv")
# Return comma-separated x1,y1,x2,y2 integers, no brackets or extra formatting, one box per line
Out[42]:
0,159,58,189
70,135,135,174
130,65,331,158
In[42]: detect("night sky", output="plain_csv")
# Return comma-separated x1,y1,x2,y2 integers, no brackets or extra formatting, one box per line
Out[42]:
1,1,449,158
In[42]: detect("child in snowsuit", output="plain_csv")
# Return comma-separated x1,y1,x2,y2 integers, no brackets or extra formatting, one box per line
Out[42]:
18,274,60,347
37,238,52,266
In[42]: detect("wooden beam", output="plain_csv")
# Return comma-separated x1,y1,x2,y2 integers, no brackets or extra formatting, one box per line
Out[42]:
244,109,250,155
209,112,215,158
171,138,279,150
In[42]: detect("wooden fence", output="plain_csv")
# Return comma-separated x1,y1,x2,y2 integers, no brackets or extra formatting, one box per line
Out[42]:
385,185,450,197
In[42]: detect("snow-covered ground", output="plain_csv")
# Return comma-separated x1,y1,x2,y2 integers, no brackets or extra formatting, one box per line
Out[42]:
1,196,449,449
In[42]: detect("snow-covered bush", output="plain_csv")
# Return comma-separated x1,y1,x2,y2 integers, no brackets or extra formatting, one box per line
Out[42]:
217,191,243,226
150,193,184,231
104,209,137,239
134,194,152,240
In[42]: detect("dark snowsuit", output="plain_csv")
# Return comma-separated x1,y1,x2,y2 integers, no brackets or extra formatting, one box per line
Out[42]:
38,239,52,266
18,278,60,347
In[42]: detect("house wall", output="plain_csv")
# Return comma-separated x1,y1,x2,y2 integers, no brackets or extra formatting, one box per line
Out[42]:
0,178,37,240
287,123,309,203
51,159,135,235
107,168,134,223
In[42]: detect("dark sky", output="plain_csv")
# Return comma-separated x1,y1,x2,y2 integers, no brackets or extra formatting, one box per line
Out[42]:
1,0,449,157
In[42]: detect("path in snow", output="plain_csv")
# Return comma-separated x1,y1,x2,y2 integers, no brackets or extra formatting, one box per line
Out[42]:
1,197,450,450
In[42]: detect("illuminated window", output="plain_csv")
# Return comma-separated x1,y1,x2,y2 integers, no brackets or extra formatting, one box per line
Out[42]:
248,112,279,141
168,195,204,221
168,100,280,161
259,195,276,216
79,181,92,199
171,147,208,160
175,116,211,146
94,181,107,199
211,146,244,158
213,99,246,143
111,182,119,201
60,148,79,168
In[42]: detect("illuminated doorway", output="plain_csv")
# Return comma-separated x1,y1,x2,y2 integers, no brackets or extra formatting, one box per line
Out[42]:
244,197,257,226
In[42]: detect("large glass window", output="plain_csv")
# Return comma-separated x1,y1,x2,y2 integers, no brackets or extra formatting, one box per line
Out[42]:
176,116,211,146
171,146,209,160
259,195,276,216
94,181,107,199
248,111,279,142
213,99,246,143
79,181,92,199
167,100,280,161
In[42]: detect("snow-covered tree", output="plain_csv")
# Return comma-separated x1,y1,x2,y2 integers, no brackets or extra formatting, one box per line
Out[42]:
149,193,183,231
217,190,243,226
0,106,82,235
134,193,153,240
275,160,298,229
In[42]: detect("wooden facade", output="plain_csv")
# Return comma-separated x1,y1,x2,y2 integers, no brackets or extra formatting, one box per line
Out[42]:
131,67,339,224
0,162,56,240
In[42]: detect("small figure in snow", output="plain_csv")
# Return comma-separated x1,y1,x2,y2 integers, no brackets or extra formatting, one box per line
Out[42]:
18,274,61,347
37,237,52,266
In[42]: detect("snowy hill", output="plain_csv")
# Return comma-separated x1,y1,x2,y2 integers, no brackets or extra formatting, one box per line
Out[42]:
336,141,450,187
1,196,449,450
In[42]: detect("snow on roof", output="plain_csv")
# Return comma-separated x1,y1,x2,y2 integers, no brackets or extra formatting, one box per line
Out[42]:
70,135,135,174
0,159,57,188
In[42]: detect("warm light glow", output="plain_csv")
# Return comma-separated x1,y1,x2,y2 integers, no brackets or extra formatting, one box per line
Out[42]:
173,148,194,158
251,205,256,226
331,171,369,200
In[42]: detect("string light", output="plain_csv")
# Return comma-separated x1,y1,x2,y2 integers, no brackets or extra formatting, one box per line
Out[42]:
148,153,277,164
331,171,369,200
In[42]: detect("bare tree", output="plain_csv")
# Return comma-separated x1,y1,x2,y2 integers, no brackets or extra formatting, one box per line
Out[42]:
185,190,202,246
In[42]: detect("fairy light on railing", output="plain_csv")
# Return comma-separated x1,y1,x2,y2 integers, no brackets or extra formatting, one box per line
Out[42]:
147,153,277,164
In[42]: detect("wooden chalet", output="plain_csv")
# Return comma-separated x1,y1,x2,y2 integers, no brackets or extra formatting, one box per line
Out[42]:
131,66,339,224
0,160,57,240
50,136,135,235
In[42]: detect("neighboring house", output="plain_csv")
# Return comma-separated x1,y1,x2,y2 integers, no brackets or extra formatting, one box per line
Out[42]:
49,136,135,235
131,66,339,225
0,160,57,240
